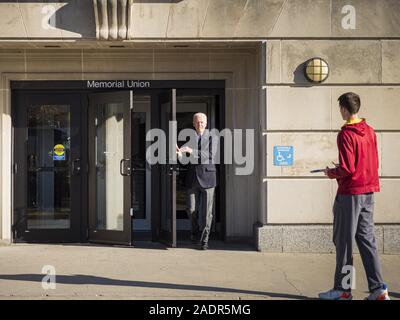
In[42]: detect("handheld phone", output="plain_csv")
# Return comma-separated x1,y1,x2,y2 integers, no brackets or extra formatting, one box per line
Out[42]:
310,169,326,173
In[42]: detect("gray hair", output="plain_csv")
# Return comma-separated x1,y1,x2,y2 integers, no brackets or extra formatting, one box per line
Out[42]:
193,112,207,122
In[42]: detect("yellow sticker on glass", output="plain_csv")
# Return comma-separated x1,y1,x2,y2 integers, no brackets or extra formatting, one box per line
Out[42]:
53,144,66,160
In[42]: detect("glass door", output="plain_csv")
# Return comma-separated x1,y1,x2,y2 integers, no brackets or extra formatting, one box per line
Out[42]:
88,91,132,245
13,92,83,242
175,94,216,237
158,89,177,247
131,94,152,233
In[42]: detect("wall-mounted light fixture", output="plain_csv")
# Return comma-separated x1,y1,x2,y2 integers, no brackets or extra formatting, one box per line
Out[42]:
304,58,329,83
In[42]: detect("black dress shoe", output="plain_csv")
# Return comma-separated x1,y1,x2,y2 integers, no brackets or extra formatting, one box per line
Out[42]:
200,243,208,250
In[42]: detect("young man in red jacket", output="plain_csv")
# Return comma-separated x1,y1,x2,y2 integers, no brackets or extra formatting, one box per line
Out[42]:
319,92,390,300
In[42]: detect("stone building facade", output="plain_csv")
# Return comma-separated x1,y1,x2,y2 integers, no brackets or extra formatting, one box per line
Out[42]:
0,0,399,253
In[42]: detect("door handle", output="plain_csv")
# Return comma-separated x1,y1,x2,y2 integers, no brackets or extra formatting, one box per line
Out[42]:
120,158,131,176
168,164,179,176
72,158,81,175
131,161,147,172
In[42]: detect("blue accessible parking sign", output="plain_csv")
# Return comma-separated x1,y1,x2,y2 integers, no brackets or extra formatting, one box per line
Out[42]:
273,146,294,166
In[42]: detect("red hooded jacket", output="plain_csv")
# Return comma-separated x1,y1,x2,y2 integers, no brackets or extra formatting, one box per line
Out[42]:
327,119,380,195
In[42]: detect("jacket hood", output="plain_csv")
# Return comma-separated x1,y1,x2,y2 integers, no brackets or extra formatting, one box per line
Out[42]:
342,118,367,136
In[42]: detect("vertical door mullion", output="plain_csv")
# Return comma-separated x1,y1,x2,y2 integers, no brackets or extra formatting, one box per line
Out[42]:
80,93,89,242
13,93,28,241
70,96,81,240
171,89,177,247
88,99,96,238
125,90,133,245
157,89,177,247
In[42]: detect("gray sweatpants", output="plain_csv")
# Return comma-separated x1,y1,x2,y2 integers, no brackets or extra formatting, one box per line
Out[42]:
186,179,215,245
333,193,385,292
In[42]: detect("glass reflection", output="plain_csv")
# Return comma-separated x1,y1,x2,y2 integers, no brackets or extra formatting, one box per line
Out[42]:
95,103,124,231
27,104,71,229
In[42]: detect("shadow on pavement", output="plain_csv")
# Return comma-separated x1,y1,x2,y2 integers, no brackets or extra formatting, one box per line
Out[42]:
17,241,256,252
176,241,256,252
0,274,317,300
33,242,170,250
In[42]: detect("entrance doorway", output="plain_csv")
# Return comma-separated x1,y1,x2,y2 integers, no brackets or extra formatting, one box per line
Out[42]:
11,81,225,247
12,92,87,242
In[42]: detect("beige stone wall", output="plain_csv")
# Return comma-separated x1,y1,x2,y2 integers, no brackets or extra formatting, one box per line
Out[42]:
0,50,25,241
264,40,400,224
0,0,399,40
0,1,398,248
0,46,260,241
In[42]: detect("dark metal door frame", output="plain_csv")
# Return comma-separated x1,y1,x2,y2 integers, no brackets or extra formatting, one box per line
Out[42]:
11,81,226,245
153,89,177,247
174,88,226,242
87,91,132,245
12,92,84,243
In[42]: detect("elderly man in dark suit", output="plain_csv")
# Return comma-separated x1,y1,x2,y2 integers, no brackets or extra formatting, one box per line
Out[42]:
177,112,218,250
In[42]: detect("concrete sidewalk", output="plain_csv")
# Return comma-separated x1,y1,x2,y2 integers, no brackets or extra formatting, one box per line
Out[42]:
0,242,399,300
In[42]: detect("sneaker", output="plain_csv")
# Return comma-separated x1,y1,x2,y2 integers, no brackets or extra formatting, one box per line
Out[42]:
365,284,390,300
318,289,353,300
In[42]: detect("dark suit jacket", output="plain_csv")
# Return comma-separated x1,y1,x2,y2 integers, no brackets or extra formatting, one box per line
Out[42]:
184,130,218,189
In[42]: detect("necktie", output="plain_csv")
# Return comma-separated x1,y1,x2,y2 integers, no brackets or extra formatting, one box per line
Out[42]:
198,134,202,164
